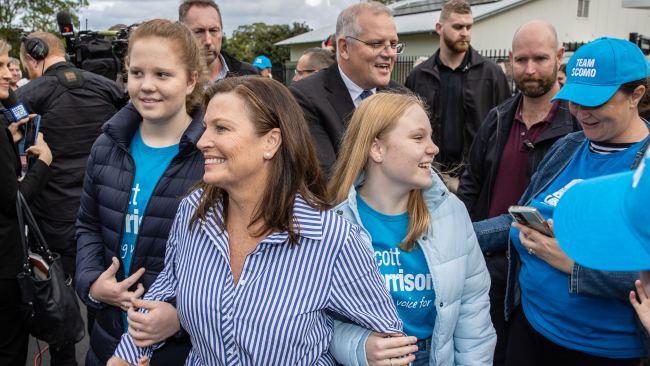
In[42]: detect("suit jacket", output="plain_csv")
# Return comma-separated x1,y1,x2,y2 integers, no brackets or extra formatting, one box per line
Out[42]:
290,63,405,175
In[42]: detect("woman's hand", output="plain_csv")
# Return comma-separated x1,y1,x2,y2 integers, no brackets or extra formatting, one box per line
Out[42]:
7,115,31,143
630,279,650,333
25,133,52,166
515,219,574,274
365,332,418,366
89,257,146,310
106,355,149,366
127,298,181,347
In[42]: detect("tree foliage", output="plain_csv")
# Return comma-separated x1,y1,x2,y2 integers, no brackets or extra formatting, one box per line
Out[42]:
223,22,311,67
0,0,88,32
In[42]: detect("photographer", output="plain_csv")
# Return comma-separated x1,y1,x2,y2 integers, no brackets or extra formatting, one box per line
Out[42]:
0,39,53,366
17,31,124,365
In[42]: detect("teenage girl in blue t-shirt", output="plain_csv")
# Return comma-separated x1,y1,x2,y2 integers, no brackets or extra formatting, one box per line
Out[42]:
76,19,207,366
328,92,495,365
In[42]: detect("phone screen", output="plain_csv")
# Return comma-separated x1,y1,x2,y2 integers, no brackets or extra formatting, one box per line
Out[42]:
508,206,554,237
23,115,41,151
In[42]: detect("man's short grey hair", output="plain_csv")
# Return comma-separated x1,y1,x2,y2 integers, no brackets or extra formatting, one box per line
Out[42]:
179,0,222,26
302,48,336,70
8,57,21,67
336,2,392,40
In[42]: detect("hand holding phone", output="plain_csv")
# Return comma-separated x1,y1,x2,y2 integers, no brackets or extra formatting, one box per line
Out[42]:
7,117,29,143
25,133,52,166
508,205,554,237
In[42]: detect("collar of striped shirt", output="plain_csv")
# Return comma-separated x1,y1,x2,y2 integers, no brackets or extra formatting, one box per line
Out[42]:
197,192,325,243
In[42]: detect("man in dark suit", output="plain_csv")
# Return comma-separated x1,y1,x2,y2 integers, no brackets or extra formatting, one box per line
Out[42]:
290,2,405,175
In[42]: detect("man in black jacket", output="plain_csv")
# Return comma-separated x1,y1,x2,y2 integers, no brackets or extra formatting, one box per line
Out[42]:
456,21,581,365
18,31,124,365
291,2,405,176
179,0,257,82
405,0,510,191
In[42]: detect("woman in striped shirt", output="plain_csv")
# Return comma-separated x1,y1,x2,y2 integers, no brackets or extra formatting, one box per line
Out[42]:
108,77,402,366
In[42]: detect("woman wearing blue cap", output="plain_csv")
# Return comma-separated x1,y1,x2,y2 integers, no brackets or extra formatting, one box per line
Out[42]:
553,146,650,332
475,37,649,365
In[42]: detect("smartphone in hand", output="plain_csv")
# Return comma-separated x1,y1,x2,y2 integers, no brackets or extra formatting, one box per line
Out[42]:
508,205,554,237
22,115,41,151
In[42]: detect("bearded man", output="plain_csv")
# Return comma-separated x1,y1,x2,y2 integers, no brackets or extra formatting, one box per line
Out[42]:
405,0,510,191
456,20,581,366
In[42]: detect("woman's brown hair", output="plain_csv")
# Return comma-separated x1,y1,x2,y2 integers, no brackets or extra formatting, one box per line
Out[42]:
328,92,432,251
190,76,329,243
126,19,207,112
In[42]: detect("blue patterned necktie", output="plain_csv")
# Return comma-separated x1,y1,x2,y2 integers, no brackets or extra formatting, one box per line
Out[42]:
359,89,373,101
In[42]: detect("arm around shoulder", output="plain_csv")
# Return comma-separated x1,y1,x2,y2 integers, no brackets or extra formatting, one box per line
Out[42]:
454,208,496,365
472,214,512,253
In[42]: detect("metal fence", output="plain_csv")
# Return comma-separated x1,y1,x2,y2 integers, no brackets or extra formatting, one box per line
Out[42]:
280,48,512,86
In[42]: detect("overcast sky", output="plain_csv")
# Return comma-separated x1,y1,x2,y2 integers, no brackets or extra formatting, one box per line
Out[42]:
78,0,359,36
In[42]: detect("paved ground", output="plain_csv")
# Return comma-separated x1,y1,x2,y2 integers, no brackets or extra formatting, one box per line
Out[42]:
26,301,90,365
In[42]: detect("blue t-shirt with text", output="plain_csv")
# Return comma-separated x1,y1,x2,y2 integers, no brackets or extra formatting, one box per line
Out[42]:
119,129,178,329
510,139,648,358
357,195,436,340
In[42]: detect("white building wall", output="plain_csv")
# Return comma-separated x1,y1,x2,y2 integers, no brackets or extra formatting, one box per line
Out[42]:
400,33,438,57
289,44,317,62
471,0,650,51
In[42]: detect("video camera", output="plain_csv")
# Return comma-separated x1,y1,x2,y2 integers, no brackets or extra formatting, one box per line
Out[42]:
56,11,137,82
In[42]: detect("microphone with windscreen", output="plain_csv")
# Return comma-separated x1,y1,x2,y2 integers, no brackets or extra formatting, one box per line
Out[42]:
57,10,75,56
1,88,29,126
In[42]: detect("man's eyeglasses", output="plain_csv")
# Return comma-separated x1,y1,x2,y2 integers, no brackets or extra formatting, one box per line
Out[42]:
345,36,405,55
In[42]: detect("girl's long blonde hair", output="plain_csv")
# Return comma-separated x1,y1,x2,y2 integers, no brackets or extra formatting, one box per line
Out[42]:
328,92,431,251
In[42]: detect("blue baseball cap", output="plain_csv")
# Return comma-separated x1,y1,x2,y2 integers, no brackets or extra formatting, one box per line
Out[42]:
252,55,272,70
552,37,650,107
554,148,650,271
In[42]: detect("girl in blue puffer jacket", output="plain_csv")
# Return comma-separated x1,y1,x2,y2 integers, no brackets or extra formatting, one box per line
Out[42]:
75,19,206,366
328,92,495,366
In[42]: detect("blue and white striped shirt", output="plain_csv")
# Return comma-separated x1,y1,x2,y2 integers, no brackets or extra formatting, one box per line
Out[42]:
114,190,402,365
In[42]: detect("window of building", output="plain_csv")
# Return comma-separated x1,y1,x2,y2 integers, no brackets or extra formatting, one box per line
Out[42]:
577,0,590,18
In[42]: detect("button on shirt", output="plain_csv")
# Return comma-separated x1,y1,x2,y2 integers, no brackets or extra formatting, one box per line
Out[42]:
339,66,376,108
114,191,402,365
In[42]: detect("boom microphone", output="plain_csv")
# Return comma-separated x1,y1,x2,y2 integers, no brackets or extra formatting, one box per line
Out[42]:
57,10,75,56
